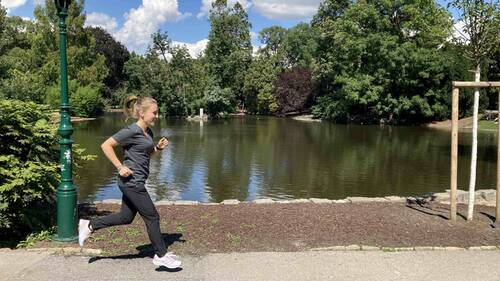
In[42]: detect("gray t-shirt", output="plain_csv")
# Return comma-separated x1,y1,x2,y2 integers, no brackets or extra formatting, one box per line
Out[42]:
112,123,155,184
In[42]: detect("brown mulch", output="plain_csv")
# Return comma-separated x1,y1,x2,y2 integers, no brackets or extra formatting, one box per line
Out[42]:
37,202,500,256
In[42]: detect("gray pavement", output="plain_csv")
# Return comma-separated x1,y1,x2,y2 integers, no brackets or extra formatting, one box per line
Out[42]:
2,249,500,281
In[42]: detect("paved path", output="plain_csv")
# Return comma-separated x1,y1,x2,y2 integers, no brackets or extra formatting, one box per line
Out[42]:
2,250,500,281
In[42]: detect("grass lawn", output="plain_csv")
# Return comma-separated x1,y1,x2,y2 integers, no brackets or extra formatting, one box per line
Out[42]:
479,120,499,131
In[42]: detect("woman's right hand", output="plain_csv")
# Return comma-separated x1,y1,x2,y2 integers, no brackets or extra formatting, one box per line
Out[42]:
118,165,133,177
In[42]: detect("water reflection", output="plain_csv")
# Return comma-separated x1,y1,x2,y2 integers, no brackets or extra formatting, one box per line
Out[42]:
73,114,498,203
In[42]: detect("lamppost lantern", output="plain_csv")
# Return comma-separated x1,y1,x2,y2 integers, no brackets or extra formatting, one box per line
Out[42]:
54,0,71,13
54,0,77,242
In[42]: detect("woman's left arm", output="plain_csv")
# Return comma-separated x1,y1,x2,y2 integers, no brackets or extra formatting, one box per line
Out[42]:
155,137,169,152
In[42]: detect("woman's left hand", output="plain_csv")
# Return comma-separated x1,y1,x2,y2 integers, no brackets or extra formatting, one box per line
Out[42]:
156,137,169,150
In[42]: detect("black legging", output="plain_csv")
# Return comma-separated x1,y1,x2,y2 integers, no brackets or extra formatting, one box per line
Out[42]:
90,178,167,257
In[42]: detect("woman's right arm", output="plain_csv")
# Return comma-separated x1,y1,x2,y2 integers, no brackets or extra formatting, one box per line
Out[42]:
101,137,133,177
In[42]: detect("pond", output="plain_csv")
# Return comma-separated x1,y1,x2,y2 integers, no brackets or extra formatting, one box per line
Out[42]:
73,113,498,203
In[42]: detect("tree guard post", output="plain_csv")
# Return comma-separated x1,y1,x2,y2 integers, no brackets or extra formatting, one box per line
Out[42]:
450,81,500,226
450,87,459,222
496,89,500,228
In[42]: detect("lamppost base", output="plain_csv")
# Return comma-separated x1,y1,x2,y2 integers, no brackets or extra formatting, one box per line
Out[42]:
53,235,78,242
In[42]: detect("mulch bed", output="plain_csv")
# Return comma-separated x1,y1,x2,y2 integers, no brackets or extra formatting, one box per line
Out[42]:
37,202,500,257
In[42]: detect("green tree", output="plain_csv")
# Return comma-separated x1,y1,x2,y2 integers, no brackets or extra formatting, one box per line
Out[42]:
205,0,252,108
166,46,209,116
88,27,129,101
33,0,108,85
0,0,108,113
243,57,279,114
312,0,454,124
0,3,9,55
258,26,287,60
151,30,172,64
283,23,318,68
122,36,209,117
123,52,166,101
204,85,235,117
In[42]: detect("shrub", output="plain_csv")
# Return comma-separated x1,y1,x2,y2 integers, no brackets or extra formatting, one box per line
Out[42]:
0,100,59,238
70,83,104,118
0,99,94,241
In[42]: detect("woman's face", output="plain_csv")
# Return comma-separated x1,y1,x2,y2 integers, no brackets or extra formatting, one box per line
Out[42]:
140,103,159,126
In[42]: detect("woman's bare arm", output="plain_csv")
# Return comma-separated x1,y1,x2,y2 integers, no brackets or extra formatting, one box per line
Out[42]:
101,137,132,176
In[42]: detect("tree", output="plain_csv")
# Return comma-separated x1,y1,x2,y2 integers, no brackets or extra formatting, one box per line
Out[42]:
275,67,315,115
311,0,454,124
282,23,318,68
258,26,287,60
204,85,235,117
123,52,166,102
151,30,172,65
451,0,500,220
0,0,108,110
243,57,279,114
122,37,209,117
88,27,129,100
34,0,108,85
205,0,252,108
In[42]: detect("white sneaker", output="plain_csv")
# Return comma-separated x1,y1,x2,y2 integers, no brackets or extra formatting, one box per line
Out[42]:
153,253,182,269
78,219,92,247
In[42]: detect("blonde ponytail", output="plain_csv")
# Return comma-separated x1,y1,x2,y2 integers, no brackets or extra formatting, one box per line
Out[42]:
122,96,157,119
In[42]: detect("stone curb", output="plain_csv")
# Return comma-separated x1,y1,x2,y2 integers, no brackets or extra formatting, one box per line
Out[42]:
309,245,500,252
3,247,102,256
4,245,499,257
89,188,497,206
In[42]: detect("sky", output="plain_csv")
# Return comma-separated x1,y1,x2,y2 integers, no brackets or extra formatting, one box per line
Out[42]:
3,0,458,56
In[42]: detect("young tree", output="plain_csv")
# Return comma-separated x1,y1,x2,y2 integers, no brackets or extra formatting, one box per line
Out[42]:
451,0,500,220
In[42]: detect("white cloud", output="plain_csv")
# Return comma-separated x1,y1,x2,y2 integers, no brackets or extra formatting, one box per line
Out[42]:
85,12,118,32
32,0,44,6
3,0,28,10
114,0,185,54
197,0,252,18
172,39,209,58
177,12,193,21
452,20,469,42
250,31,258,41
252,0,322,20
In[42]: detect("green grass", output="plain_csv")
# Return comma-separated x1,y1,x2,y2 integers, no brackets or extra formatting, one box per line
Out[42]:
124,227,141,237
227,232,241,247
16,227,56,248
479,120,498,131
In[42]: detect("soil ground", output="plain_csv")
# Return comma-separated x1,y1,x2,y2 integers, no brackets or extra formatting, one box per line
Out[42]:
34,201,500,257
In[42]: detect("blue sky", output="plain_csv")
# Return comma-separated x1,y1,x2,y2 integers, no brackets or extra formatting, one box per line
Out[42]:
4,0,458,55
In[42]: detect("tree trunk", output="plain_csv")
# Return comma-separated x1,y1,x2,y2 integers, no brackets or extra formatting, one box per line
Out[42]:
467,64,481,221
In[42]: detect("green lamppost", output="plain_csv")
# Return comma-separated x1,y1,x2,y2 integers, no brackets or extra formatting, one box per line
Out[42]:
54,0,77,242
